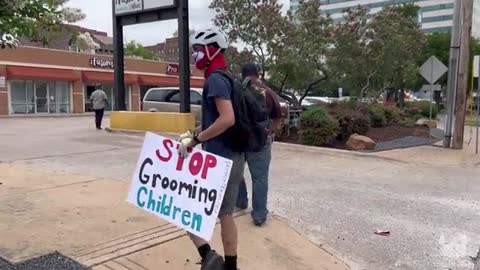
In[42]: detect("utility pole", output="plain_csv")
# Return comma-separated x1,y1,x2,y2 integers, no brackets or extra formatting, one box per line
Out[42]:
444,0,462,148
452,0,474,149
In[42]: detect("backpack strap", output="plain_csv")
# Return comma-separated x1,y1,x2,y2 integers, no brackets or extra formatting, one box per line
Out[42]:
211,69,234,86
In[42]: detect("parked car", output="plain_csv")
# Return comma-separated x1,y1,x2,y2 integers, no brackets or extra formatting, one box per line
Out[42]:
142,87,203,124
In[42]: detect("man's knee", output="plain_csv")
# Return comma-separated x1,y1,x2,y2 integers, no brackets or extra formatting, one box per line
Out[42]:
219,215,236,240
220,215,236,231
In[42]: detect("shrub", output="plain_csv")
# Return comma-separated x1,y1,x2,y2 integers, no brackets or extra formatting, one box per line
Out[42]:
300,107,339,146
368,104,387,127
329,106,371,140
383,105,402,125
405,101,439,119
399,117,417,128
403,106,422,119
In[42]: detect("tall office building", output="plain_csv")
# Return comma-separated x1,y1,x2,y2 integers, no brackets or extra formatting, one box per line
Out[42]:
290,0,457,34
473,0,480,38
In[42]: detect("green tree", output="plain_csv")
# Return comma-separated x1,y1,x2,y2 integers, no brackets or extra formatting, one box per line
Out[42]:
329,6,374,99
329,5,426,103
268,0,333,108
210,0,289,78
125,41,160,61
225,46,256,76
0,0,85,48
391,3,420,20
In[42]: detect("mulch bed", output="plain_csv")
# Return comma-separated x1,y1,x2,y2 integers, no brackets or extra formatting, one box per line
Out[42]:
277,125,431,150
366,125,430,142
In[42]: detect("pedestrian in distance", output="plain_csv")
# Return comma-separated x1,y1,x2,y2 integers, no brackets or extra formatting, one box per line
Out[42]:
90,86,109,130
177,28,244,270
236,63,283,226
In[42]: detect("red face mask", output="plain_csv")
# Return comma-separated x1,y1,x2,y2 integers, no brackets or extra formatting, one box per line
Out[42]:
192,45,227,78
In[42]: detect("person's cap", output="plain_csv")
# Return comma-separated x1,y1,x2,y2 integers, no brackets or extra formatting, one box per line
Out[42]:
241,63,259,78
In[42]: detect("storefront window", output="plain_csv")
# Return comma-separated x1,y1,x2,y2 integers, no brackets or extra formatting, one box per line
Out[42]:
10,80,69,114
49,81,71,113
36,82,48,113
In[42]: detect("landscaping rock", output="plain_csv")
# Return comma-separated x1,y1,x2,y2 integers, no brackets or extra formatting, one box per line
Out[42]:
415,119,437,129
346,134,376,151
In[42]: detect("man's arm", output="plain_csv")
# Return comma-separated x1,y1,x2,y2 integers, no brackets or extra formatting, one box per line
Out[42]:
102,92,109,106
197,98,235,142
266,88,283,135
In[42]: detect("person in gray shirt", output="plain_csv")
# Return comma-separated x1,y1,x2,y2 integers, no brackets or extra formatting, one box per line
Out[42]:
90,87,108,130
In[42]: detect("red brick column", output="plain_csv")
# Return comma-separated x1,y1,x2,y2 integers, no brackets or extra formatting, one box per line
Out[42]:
131,84,140,111
72,80,84,113
0,65,8,115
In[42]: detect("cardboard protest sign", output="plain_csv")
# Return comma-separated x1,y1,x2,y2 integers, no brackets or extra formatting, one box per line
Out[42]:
127,132,233,241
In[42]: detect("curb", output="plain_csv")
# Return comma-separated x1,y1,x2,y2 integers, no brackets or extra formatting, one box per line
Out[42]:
0,113,111,119
106,128,409,164
273,141,409,164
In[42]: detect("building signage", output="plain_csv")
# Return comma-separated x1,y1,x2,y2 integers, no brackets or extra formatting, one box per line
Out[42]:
143,0,175,10
0,77,5,88
115,0,176,15
90,57,114,69
115,0,143,15
166,63,179,75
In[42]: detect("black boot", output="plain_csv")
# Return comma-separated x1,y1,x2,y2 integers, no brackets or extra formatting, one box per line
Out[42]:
201,250,224,270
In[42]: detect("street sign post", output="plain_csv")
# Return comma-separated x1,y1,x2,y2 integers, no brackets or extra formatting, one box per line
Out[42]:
419,56,448,120
112,0,190,113
474,55,479,154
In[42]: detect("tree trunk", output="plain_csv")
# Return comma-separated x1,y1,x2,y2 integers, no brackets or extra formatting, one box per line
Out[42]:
280,91,301,110
399,88,405,108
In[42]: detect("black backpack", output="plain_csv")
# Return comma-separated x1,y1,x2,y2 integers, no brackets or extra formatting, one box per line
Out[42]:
212,69,270,153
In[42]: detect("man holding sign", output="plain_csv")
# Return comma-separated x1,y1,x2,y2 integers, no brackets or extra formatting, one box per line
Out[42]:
177,29,244,270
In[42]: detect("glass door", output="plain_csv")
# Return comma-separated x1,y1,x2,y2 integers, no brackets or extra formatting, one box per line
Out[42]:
35,82,48,113
104,84,114,111
48,82,70,113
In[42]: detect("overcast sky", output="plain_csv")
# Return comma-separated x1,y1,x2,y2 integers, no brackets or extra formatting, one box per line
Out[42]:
67,0,291,46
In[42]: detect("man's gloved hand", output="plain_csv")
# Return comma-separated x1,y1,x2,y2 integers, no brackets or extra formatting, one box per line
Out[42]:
177,130,201,158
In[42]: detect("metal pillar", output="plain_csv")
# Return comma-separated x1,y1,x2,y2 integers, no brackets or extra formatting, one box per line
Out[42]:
178,0,190,113
476,59,480,154
113,4,126,111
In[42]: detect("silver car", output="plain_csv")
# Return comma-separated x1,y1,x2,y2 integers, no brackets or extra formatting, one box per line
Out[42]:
142,87,203,123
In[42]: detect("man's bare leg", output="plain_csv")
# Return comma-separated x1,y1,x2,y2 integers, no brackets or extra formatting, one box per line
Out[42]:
220,215,238,256
188,232,208,248
220,214,238,270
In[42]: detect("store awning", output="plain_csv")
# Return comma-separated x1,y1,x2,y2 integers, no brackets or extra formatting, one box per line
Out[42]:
7,66,81,81
82,71,138,84
139,75,178,86
191,79,204,88
139,75,204,88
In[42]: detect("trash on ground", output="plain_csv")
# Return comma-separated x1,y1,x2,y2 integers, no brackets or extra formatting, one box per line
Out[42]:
374,229,391,236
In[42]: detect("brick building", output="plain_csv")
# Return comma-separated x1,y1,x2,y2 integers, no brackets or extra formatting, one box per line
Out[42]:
0,46,203,116
146,37,181,63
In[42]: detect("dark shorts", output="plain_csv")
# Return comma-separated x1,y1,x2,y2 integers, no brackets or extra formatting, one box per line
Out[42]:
218,152,245,217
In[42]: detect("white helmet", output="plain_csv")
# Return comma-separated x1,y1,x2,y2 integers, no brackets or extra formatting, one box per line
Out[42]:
190,28,229,49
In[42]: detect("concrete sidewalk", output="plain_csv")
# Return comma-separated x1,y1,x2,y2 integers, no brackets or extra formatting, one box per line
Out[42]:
2,117,479,270
0,163,349,270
